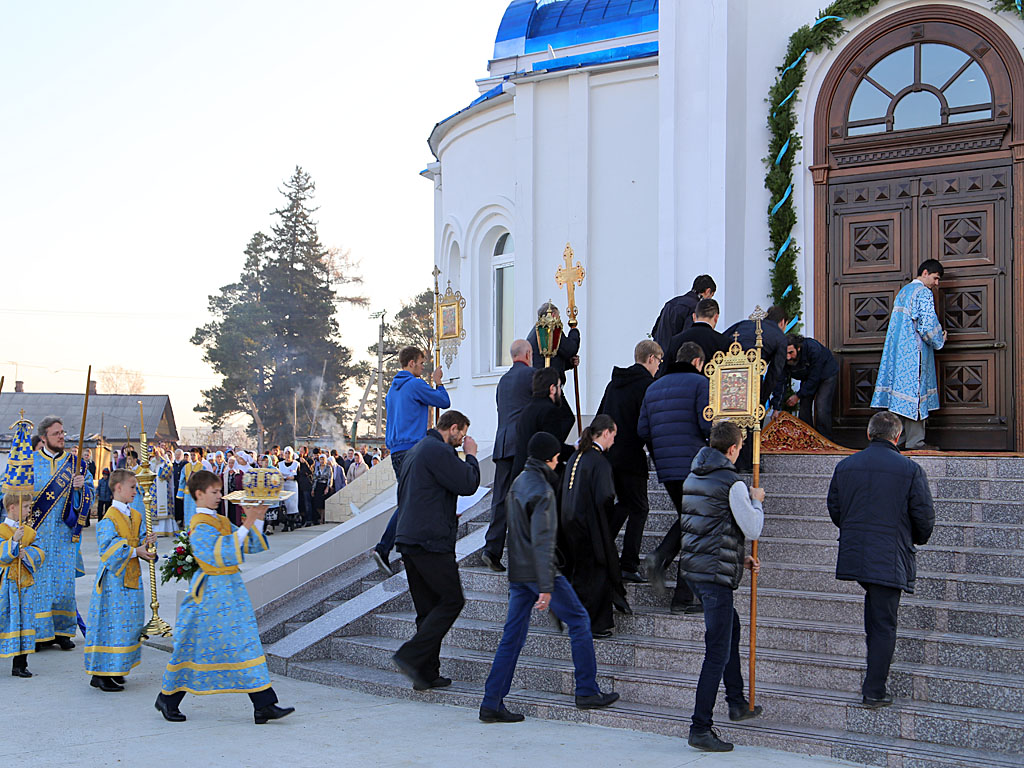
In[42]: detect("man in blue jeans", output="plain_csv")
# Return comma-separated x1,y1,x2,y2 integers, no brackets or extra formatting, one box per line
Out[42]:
479,432,618,722
373,346,450,576
678,421,764,752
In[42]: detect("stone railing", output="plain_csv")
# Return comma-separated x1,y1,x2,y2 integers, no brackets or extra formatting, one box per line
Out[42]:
325,457,395,523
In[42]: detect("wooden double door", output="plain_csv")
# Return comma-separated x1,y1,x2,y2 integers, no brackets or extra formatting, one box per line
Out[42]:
828,160,1014,450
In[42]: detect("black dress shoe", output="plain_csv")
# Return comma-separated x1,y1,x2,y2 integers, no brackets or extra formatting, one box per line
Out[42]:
621,570,647,584
670,601,704,615
591,629,613,640
56,637,76,651
480,551,506,572
688,727,733,752
862,694,894,709
427,676,452,689
729,703,763,721
392,653,430,690
11,667,32,678
479,706,525,723
254,704,295,724
90,676,124,692
372,549,394,577
111,676,125,685
644,554,666,597
154,696,186,722
575,691,619,709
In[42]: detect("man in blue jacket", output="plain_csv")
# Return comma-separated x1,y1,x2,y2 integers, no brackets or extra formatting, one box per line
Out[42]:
827,410,934,708
372,346,451,575
784,334,839,440
638,342,712,613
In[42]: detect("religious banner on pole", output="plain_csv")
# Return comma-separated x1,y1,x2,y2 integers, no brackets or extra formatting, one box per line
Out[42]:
431,265,466,426
702,306,768,711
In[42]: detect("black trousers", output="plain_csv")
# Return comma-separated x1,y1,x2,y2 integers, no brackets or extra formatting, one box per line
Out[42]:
97,500,111,521
649,480,696,605
395,548,465,681
159,686,278,710
484,457,514,559
859,581,902,699
610,470,649,573
798,375,837,441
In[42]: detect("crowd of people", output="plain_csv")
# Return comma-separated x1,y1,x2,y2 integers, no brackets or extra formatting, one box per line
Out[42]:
0,266,942,746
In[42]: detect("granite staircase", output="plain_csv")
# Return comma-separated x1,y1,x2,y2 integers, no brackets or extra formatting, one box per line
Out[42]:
266,454,1024,768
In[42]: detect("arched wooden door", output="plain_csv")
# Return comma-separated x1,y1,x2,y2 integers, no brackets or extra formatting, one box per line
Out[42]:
813,7,1024,451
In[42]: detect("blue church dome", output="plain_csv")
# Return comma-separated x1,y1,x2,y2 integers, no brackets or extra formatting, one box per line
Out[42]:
494,0,659,59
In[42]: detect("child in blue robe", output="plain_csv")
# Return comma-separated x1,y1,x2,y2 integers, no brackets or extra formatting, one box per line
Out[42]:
176,454,204,529
0,492,45,677
84,469,157,691
156,470,294,725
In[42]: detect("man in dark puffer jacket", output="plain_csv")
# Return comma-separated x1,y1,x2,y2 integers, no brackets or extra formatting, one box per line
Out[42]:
638,342,711,612
479,433,618,723
827,410,934,709
678,421,764,752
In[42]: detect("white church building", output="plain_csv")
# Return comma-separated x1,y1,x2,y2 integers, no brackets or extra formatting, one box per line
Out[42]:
423,0,1024,452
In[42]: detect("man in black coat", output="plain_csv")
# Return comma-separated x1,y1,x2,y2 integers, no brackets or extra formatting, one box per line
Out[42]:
392,410,481,691
827,411,935,708
526,302,581,383
665,298,730,369
479,433,619,722
651,274,717,370
511,367,576,480
597,339,662,582
723,305,788,409
482,340,536,572
784,334,839,440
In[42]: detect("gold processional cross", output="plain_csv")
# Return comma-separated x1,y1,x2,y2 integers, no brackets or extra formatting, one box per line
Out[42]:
554,244,585,328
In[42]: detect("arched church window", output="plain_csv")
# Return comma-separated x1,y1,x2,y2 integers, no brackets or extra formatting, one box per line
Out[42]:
493,233,515,368
847,42,993,136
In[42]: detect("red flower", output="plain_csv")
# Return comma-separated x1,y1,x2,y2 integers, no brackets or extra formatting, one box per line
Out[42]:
176,566,183,575
175,546,185,554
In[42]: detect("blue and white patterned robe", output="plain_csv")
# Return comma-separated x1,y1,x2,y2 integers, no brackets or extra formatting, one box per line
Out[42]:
84,499,147,676
0,519,45,658
176,463,203,529
31,450,94,641
160,510,270,696
871,280,946,420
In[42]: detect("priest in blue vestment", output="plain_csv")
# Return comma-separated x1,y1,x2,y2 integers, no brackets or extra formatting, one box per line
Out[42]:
871,260,946,450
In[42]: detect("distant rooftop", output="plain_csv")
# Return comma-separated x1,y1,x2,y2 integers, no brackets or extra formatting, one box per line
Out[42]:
0,393,178,446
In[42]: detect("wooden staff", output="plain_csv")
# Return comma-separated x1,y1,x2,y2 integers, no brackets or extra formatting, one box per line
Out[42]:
73,366,92,535
431,265,442,428
555,244,585,435
748,310,767,711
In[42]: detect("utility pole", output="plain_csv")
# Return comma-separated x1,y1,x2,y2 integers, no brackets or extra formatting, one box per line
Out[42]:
370,310,387,438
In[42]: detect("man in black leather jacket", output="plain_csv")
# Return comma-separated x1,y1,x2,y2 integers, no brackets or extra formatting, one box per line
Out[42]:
479,433,618,723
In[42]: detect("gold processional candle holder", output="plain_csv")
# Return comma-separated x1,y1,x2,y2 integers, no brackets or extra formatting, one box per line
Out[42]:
136,401,172,639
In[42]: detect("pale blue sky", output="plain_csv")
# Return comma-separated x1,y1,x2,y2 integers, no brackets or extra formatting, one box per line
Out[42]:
1,0,509,426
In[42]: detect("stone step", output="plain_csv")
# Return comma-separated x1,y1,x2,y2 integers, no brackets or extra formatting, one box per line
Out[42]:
760,454,1024,480
647,489,1024,525
288,658,1022,768
325,632,1024,759
460,566,1024,639
440,589,1023,675
346,613,1024,713
629,507,1024,547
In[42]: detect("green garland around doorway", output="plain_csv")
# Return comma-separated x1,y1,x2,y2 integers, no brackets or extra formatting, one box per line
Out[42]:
764,0,1024,333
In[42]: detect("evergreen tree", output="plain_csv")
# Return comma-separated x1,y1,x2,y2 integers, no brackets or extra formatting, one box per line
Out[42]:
192,167,365,446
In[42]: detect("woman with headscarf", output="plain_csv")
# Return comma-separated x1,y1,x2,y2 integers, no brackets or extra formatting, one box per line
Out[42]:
560,414,631,639
328,455,346,499
278,447,301,532
311,454,332,525
346,451,368,484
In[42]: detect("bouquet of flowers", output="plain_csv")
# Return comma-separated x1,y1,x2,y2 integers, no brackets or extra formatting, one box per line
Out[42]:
160,530,199,584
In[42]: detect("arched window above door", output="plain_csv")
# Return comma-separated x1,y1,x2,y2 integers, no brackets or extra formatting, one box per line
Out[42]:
848,42,993,136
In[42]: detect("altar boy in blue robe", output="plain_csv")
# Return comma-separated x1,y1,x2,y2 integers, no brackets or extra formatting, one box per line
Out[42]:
0,418,46,677
84,469,157,691
156,470,294,724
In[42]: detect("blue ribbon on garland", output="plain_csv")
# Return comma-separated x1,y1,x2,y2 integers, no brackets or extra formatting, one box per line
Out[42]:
812,15,845,27
775,137,791,165
772,88,798,117
785,315,800,333
782,285,794,299
771,184,793,216
780,48,809,78
1017,0,1022,13
775,235,793,262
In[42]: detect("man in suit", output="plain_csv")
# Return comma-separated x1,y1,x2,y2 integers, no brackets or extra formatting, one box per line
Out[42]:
482,340,536,572
651,275,717,372
827,410,934,708
666,298,729,369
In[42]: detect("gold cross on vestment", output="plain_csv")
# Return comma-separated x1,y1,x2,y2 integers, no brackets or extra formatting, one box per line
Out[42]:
554,243,585,328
